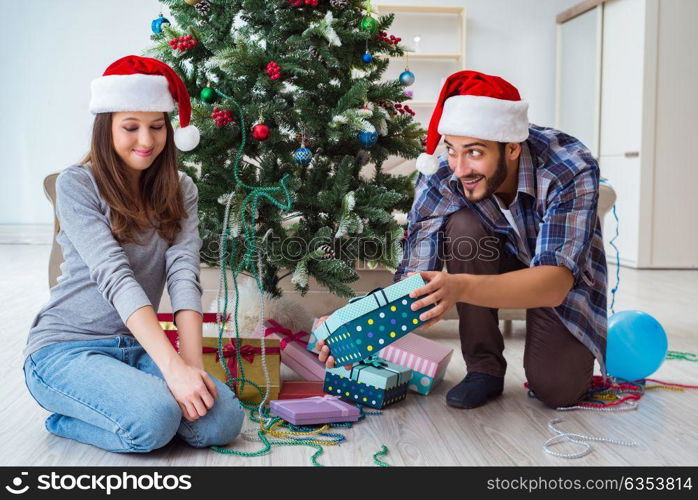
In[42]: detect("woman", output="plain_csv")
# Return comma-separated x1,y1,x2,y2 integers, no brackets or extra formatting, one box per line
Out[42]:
22,55,244,453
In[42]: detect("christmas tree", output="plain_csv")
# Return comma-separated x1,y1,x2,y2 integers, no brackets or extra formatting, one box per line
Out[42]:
146,0,423,298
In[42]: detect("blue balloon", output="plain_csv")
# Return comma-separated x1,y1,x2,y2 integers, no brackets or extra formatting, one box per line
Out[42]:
606,310,667,381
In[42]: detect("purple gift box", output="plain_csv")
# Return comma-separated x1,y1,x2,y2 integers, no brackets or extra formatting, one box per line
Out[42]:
269,395,360,425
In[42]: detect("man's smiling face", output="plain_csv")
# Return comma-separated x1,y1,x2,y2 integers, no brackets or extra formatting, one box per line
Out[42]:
444,135,509,202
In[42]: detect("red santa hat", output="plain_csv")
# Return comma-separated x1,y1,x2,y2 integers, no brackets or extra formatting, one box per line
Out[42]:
416,70,529,175
89,55,200,151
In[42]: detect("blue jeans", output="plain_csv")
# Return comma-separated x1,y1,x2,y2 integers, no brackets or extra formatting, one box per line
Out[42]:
23,335,245,453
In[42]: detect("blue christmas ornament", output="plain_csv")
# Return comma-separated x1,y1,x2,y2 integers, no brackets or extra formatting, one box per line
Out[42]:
295,146,313,166
362,51,373,64
151,14,170,35
358,130,378,148
399,70,416,87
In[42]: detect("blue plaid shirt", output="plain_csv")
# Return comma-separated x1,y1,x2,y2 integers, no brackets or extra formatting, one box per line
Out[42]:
394,125,608,373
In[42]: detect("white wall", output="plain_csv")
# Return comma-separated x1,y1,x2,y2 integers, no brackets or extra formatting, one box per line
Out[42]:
0,0,166,225
380,0,579,125
0,0,577,224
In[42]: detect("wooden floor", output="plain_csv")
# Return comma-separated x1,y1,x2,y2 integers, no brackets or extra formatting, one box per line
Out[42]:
2,226,697,466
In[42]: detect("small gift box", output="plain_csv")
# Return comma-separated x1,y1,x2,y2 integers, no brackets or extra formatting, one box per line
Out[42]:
250,320,325,381
311,274,434,367
269,395,360,426
378,333,453,395
202,336,282,404
159,313,280,403
324,357,412,409
278,381,327,400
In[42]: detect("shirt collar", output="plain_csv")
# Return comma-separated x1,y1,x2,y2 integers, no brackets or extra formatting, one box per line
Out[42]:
516,141,536,200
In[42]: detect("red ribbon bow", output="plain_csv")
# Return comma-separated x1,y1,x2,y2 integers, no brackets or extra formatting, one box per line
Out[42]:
203,340,281,389
157,312,229,324
264,319,309,351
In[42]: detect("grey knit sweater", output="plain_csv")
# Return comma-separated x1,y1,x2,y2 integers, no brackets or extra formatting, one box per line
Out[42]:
23,164,203,360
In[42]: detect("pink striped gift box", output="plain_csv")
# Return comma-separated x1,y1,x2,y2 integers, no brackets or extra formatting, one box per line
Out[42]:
378,333,453,395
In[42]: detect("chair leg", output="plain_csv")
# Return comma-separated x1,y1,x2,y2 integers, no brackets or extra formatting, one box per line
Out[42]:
502,319,513,337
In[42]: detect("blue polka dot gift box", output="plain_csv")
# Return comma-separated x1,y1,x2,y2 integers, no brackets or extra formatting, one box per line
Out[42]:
324,356,412,409
310,273,434,367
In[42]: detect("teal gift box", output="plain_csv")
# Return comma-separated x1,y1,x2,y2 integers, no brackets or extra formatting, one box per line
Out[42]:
323,357,412,409
311,274,434,366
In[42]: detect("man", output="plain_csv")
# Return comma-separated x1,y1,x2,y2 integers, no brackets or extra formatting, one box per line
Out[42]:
318,70,607,410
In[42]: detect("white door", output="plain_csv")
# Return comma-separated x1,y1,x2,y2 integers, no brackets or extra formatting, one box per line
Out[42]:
599,0,645,157
557,6,602,157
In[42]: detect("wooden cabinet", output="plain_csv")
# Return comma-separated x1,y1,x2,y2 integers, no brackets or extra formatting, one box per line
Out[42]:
557,0,698,268
374,3,467,176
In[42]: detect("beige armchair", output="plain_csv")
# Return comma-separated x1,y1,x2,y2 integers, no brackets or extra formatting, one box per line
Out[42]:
44,172,62,289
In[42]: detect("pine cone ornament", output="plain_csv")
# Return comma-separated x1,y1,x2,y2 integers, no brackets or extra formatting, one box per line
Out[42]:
378,99,397,116
330,0,348,9
356,150,370,167
195,0,211,16
318,244,335,260
308,46,324,63
294,132,316,148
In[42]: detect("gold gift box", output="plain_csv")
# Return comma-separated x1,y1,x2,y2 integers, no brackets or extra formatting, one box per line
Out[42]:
202,337,281,404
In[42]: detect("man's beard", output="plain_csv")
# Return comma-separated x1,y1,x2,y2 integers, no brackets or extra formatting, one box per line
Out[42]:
461,151,508,202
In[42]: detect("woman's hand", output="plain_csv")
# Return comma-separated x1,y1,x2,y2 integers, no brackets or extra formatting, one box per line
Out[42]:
408,271,465,329
182,354,205,371
162,358,219,422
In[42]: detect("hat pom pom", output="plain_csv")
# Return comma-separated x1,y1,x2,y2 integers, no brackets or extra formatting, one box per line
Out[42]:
174,125,200,151
416,153,440,176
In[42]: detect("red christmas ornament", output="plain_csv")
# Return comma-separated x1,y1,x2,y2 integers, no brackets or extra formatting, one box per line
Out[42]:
252,123,270,141
168,34,197,52
288,0,319,6
211,107,234,127
266,61,281,80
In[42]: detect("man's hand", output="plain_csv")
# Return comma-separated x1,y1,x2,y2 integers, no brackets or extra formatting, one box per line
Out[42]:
162,358,219,422
315,315,352,370
315,315,336,368
408,270,465,329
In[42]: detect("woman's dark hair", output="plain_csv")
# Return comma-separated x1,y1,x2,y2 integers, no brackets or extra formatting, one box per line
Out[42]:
80,112,186,246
